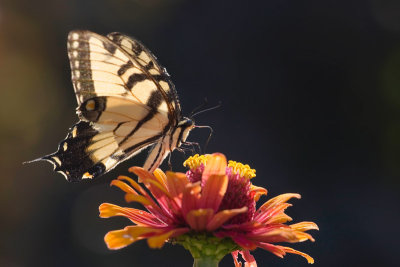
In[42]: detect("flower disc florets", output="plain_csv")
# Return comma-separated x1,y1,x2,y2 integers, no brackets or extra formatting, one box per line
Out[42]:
184,155,257,225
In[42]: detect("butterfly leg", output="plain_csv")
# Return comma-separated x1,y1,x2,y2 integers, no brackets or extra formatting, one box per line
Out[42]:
183,141,201,154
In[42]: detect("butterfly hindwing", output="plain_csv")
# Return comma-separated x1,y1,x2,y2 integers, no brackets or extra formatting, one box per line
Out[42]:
42,121,107,181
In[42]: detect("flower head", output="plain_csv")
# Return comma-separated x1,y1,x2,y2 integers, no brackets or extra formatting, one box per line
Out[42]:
100,153,318,266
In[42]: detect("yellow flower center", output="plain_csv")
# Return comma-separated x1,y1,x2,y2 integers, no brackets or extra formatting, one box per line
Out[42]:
183,154,256,179
183,154,211,170
228,161,256,179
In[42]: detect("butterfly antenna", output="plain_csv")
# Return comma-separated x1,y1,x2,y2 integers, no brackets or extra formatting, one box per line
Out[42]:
189,97,208,117
191,101,222,118
194,125,214,153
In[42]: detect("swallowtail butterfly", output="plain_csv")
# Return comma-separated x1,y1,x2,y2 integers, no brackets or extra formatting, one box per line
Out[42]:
35,30,195,182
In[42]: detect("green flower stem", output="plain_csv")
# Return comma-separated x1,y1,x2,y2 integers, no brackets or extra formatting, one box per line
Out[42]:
193,257,219,267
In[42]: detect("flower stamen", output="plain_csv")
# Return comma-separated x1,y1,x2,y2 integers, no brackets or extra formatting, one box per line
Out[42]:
228,160,256,179
183,154,211,170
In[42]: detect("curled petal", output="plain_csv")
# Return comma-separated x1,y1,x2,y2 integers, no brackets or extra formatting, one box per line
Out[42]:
250,185,268,202
257,242,314,263
292,231,316,242
185,209,214,231
277,246,315,264
259,193,301,211
254,193,300,221
207,207,248,231
259,203,293,224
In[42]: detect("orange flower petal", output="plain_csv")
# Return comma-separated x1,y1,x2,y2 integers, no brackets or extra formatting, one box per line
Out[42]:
185,208,214,231
129,166,157,183
200,174,228,211
104,229,137,250
104,226,156,250
147,230,174,248
153,168,168,188
265,213,293,224
252,228,298,243
206,207,248,231
124,193,152,206
165,171,189,198
290,222,319,232
147,228,190,248
110,179,137,194
142,178,172,198
202,153,227,179
259,203,293,224
117,175,149,197
200,154,229,211
181,182,201,216
99,203,158,226
292,231,315,242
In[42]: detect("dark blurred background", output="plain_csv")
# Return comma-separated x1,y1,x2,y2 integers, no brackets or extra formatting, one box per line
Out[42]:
1,0,399,266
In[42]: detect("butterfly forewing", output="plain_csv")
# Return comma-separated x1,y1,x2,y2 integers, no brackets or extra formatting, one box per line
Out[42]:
107,32,181,120
36,30,195,182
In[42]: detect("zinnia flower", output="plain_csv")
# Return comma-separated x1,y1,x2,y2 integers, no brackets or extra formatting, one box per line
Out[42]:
99,153,318,266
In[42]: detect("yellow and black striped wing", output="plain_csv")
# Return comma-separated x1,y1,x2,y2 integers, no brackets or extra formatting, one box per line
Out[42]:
39,30,184,182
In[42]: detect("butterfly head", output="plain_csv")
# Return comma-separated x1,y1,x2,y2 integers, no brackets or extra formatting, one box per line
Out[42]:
177,117,195,144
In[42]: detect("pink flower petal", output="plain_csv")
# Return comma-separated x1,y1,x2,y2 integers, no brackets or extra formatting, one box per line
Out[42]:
240,250,257,267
